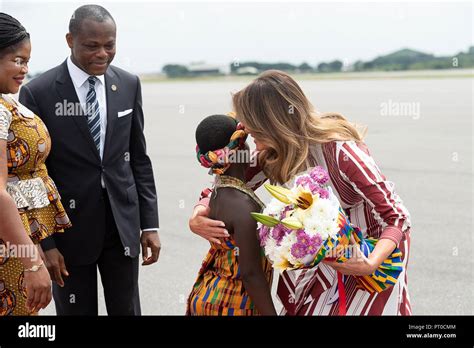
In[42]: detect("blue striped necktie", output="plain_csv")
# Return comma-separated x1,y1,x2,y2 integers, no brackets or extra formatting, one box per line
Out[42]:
86,76,101,152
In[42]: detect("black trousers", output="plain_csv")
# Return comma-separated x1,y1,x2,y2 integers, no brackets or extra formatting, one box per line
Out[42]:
53,190,141,315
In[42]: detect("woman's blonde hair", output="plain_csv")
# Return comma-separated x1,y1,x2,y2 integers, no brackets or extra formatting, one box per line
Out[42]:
233,70,366,184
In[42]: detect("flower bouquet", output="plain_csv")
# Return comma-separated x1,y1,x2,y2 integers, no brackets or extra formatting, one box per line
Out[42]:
251,166,404,294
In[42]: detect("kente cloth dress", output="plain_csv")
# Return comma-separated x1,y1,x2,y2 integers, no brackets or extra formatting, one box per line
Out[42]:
187,175,273,316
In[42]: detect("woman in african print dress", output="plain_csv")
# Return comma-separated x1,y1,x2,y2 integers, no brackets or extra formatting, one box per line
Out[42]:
0,13,71,315
186,115,276,316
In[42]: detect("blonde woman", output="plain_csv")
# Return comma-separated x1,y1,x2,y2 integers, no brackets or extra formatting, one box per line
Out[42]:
189,70,411,315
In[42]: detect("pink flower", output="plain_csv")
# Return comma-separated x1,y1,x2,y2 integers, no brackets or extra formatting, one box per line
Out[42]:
310,166,329,185
313,186,329,199
272,224,291,245
296,175,312,187
296,229,310,244
291,242,308,258
310,234,323,249
258,225,270,246
291,230,323,259
280,205,292,219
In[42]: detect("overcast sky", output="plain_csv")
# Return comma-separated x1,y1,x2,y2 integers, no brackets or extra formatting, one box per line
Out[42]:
1,0,472,74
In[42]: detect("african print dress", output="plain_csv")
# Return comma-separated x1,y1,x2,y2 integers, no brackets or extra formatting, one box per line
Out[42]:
186,175,273,316
0,94,71,316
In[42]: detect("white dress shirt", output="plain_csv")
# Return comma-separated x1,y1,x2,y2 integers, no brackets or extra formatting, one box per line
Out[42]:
67,56,107,160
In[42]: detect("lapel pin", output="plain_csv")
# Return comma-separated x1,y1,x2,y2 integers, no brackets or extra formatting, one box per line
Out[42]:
111,84,117,91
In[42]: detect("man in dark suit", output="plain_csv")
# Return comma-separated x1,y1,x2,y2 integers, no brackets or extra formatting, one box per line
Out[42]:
19,5,161,315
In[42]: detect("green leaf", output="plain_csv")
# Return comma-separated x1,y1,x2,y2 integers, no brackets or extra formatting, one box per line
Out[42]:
250,212,280,227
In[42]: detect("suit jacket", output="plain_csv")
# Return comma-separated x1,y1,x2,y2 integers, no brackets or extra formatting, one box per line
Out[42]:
19,60,159,265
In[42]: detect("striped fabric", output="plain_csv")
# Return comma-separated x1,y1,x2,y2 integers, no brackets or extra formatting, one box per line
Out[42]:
331,141,410,242
187,176,273,316
198,140,412,315
277,141,412,315
277,233,411,315
186,244,274,315
86,76,101,152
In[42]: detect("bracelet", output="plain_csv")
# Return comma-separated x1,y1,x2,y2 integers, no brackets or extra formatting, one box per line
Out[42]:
24,261,45,273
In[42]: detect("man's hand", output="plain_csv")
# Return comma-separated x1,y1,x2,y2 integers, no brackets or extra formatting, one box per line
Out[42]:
43,248,69,287
141,231,161,266
188,205,229,244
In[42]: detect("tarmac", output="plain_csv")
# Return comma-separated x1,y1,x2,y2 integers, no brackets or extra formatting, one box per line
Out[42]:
42,74,473,315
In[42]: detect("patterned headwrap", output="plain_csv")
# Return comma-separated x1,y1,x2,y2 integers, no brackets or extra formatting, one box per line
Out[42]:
196,115,248,175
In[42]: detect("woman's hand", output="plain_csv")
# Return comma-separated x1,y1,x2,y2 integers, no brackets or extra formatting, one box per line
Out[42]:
323,237,397,276
188,205,229,244
323,243,377,276
23,265,52,313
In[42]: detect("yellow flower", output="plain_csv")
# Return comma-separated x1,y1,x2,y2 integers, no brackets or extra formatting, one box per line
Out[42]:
264,184,293,204
274,257,292,272
294,189,313,210
265,183,316,210
281,217,303,230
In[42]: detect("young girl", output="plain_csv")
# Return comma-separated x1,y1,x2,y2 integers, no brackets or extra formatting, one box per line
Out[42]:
186,114,276,316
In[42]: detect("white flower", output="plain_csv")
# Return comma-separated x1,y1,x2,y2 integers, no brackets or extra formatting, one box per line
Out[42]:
290,184,301,195
302,216,321,237
310,197,339,222
264,237,282,265
263,198,287,217
324,220,340,238
327,187,341,209
279,233,298,265
294,204,314,221
271,243,292,271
